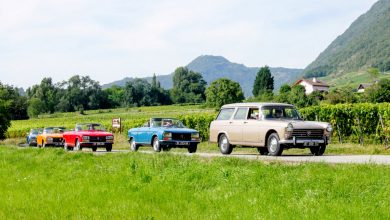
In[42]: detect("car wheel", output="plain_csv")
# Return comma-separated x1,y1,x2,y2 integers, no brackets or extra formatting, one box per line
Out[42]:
267,133,283,156
130,138,139,151
187,144,197,153
106,144,112,152
64,142,70,151
74,140,80,151
219,134,233,155
92,147,97,152
162,146,171,152
152,136,161,152
257,147,268,155
310,144,326,156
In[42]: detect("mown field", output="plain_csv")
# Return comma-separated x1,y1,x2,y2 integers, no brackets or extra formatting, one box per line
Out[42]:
0,146,389,219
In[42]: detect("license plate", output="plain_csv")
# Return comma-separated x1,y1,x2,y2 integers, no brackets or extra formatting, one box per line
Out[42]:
94,142,105,146
176,141,189,145
304,142,318,147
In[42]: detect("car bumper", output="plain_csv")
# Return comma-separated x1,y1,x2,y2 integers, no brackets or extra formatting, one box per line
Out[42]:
80,142,113,147
279,137,329,146
159,140,199,148
45,142,64,146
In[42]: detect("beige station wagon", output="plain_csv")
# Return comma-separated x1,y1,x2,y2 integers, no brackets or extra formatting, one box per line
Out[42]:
209,103,332,156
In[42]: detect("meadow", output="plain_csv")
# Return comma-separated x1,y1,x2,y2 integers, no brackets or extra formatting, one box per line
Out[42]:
0,146,389,219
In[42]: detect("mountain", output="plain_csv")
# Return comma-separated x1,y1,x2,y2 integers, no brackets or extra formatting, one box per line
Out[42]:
303,0,390,77
103,55,303,97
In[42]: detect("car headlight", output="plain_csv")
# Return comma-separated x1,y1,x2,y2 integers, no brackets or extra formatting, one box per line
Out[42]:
106,136,114,140
285,123,293,139
191,132,200,141
82,136,90,141
163,132,172,140
326,124,333,132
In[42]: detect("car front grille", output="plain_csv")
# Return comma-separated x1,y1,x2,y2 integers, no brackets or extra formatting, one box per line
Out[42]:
52,138,63,143
172,133,191,141
90,136,106,142
292,129,324,138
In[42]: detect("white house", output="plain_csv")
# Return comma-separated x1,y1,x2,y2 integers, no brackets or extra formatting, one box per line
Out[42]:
294,78,329,94
357,83,373,93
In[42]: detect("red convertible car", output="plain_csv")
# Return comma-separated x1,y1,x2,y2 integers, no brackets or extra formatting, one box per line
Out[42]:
63,123,114,152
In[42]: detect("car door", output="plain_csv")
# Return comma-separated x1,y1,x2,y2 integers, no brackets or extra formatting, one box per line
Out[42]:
242,107,263,145
228,107,248,144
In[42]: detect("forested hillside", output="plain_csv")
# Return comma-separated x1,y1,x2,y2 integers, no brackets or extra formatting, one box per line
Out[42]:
303,0,390,77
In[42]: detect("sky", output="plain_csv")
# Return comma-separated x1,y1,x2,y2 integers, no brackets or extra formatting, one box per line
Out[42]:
0,0,378,88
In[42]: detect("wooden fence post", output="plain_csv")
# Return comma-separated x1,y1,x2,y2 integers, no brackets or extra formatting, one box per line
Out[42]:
379,114,389,149
357,117,364,146
336,122,343,144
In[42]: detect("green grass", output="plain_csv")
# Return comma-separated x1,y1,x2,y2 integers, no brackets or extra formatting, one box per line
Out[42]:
0,146,389,219
8,104,215,138
319,71,390,89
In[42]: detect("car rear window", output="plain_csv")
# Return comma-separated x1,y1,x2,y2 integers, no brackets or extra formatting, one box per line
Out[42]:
216,108,235,120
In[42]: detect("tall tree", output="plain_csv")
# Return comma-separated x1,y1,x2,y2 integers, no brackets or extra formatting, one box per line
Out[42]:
170,67,206,103
252,66,274,97
206,78,244,108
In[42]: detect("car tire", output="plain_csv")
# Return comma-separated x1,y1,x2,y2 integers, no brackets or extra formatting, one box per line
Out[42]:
74,140,80,151
64,142,71,151
152,136,161,152
130,138,139,151
310,144,326,156
257,147,268,155
219,134,233,155
188,144,197,153
162,146,171,152
267,133,283,156
92,147,97,152
106,144,112,152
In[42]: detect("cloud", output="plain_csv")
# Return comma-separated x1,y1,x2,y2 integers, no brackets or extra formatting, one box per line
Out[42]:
0,0,378,88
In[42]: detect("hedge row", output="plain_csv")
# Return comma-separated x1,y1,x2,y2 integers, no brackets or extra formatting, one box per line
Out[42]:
299,103,390,144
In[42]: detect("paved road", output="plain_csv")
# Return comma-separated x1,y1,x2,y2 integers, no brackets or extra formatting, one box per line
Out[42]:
90,149,390,165
18,144,390,165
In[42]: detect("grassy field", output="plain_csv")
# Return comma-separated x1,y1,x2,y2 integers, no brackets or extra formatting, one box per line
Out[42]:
319,71,390,89
0,146,389,219
7,104,216,138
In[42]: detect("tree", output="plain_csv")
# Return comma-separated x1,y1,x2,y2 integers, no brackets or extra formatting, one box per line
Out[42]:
0,99,11,140
366,79,390,103
276,84,291,103
289,85,308,108
26,77,58,114
252,66,274,97
0,82,28,120
206,78,244,108
27,98,44,118
170,67,207,104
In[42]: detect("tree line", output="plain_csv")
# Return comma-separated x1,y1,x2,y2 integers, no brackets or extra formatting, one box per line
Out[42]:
1,65,389,140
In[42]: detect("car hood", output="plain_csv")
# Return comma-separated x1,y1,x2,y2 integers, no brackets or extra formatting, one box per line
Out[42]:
41,133,64,138
68,131,113,136
163,128,198,133
266,120,328,129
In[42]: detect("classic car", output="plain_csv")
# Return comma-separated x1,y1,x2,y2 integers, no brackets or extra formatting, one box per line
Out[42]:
37,127,65,148
128,118,200,153
26,128,42,146
63,123,114,152
209,103,332,156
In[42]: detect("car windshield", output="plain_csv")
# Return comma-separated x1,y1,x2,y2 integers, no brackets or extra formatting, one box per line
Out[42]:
44,127,66,134
76,124,106,131
150,118,186,128
261,106,302,120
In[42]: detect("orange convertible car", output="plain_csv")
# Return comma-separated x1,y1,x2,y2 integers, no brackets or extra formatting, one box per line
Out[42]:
37,127,66,148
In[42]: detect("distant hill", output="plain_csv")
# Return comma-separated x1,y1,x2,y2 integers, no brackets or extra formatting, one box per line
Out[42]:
303,0,390,77
103,55,303,97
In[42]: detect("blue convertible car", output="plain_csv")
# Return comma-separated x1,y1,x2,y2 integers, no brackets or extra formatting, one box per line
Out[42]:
128,118,200,153
26,128,42,146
